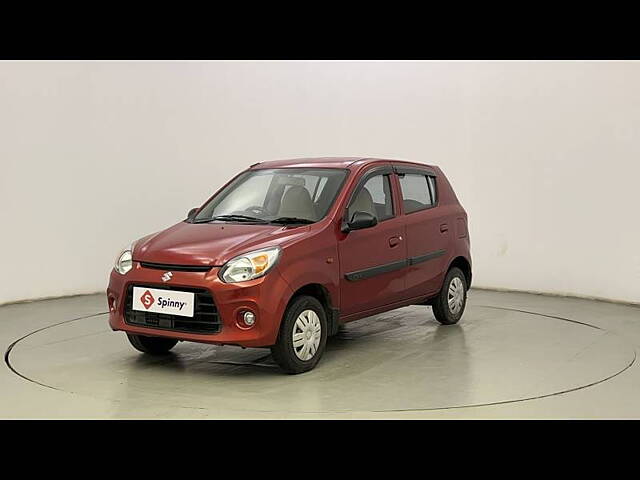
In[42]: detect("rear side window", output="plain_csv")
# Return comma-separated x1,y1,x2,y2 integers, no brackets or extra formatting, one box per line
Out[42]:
398,173,436,213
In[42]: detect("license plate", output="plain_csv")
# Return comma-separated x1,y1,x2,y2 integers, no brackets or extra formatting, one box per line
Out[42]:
132,286,195,318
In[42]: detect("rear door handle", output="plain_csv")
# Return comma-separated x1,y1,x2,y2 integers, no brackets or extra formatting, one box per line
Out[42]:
440,223,449,233
389,236,403,247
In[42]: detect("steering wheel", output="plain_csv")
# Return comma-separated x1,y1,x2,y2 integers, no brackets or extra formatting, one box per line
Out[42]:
243,205,269,216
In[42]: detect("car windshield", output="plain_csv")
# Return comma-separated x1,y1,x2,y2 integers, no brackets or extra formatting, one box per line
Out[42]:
193,168,349,224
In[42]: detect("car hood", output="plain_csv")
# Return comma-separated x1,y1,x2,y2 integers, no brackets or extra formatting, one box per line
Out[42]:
133,221,310,266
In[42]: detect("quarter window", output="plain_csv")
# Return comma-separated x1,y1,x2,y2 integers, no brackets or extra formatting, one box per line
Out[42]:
398,173,435,213
427,176,437,204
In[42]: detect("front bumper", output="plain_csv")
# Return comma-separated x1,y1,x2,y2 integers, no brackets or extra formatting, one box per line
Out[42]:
107,262,293,347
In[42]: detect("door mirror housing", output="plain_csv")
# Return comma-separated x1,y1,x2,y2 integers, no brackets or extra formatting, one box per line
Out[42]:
345,211,378,232
187,207,199,220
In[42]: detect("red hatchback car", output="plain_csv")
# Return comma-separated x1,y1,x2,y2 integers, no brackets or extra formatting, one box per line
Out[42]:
108,157,471,373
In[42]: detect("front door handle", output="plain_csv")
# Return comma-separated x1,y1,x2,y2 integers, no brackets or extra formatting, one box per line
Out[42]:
440,223,449,233
389,236,403,248
389,237,402,248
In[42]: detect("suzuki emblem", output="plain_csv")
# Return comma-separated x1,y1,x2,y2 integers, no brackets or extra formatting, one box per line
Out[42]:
161,271,173,282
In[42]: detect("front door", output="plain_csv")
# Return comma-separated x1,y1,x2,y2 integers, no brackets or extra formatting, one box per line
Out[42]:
338,167,407,316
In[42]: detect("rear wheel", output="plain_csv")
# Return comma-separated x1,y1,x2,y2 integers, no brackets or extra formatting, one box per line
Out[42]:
127,333,178,355
431,267,467,325
271,295,327,374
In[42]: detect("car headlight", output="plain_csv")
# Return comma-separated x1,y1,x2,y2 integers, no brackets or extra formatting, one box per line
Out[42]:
219,247,281,283
114,244,134,275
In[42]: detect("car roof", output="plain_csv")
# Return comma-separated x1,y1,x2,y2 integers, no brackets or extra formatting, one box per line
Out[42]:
250,157,435,170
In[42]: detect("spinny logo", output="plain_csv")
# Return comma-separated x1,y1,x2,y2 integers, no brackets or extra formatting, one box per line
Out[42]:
140,290,155,309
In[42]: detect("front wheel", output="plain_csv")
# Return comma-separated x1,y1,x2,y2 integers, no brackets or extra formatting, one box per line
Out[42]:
270,295,327,374
431,267,467,325
127,333,178,355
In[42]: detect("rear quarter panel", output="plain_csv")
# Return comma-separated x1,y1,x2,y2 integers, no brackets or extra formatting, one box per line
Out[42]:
434,166,472,281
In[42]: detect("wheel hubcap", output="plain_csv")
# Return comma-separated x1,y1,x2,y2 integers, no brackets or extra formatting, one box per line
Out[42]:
292,310,321,361
447,277,465,315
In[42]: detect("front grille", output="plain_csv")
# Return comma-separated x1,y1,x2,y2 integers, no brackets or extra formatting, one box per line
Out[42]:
124,284,221,334
139,261,213,272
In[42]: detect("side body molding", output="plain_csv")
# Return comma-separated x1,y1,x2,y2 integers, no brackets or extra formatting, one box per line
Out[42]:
345,249,446,282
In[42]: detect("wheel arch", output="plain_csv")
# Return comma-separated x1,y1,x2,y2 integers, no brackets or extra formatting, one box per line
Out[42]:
286,283,340,336
447,256,472,288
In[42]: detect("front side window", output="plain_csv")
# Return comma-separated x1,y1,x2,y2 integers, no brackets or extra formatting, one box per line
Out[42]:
398,173,435,213
194,168,348,224
347,173,394,223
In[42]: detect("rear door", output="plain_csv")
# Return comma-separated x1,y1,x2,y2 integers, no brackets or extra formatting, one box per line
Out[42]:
395,166,449,299
338,165,407,316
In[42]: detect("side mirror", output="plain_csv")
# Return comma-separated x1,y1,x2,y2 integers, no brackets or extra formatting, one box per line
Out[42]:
187,207,199,220
345,211,378,232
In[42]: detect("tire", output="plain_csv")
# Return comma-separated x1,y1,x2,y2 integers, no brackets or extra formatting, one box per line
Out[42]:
431,267,467,325
270,295,328,374
127,333,178,355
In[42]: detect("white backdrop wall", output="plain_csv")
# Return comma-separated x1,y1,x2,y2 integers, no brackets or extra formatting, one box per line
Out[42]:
1,61,639,304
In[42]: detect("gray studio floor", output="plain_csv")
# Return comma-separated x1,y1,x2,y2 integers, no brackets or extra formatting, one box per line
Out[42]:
0,289,639,419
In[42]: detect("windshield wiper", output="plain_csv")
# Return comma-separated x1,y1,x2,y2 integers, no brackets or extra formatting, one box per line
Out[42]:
269,217,315,225
194,215,313,225
213,214,268,223
192,215,268,224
